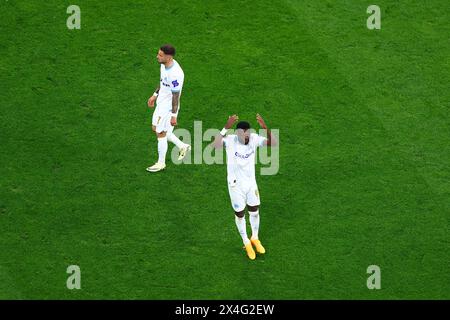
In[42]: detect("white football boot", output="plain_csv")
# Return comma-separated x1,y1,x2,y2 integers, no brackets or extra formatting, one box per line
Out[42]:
146,162,166,172
177,144,191,161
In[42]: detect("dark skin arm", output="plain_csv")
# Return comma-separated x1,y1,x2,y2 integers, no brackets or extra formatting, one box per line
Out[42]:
256,113,277,146
213,114,239,149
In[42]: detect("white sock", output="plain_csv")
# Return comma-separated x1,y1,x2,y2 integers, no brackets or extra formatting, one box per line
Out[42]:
235,215,250,245
157,137,168,164
167,133,185,149
249,210,260,240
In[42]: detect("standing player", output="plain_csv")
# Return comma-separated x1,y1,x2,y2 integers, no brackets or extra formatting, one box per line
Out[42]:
147,44,190,172
213,114,277,260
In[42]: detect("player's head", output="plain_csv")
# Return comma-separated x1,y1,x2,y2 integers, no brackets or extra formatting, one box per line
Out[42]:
236,121,251,145
157,44,176,64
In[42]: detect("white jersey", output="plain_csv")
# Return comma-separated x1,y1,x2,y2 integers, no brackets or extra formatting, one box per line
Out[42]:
223,133,267,185
156,59,184,112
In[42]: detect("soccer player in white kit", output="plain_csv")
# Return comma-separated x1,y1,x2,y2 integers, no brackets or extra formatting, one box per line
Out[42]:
147,44,190,172
213,114,277,260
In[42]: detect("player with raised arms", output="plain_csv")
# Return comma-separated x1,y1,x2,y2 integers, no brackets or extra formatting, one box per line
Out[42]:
213,114,277,260
147,44,190,172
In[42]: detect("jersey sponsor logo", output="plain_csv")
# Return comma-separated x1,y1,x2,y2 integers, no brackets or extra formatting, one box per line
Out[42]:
172,80,179,87
160,77,171,87
234,150,254,159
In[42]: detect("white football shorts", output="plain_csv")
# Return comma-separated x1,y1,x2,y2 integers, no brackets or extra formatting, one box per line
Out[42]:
152,104,179,134
227,179,260,212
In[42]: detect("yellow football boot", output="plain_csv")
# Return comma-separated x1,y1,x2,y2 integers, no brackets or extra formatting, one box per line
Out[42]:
251,238,266,254
244,243,256,260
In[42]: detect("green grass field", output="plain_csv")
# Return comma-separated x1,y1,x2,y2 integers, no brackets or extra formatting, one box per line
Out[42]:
1,0,449,299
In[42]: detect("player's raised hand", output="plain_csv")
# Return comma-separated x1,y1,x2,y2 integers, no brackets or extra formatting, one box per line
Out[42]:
148,95,157,108
256,113,267,128
225,114,239,129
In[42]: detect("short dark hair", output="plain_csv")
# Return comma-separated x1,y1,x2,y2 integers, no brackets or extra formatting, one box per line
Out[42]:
160,44,176,56
236,121,250,131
